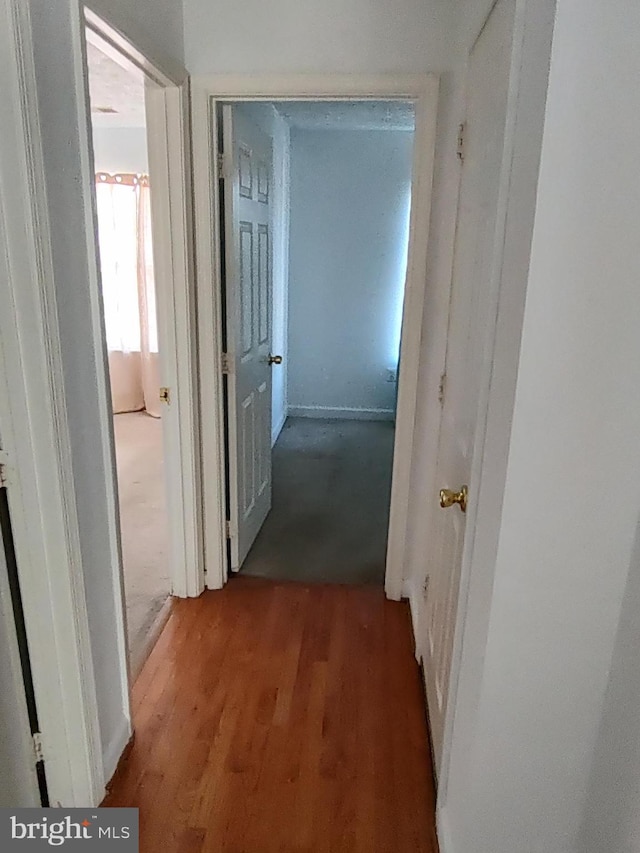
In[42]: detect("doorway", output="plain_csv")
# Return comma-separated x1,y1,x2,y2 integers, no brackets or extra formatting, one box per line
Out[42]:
192,80,438,593
85,38,171,676
220,101,414,585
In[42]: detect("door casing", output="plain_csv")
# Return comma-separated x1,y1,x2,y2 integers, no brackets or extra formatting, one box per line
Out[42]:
0,0,202,806
191,74,440,594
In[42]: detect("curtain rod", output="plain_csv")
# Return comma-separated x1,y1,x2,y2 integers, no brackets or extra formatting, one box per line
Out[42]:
96,172,149,187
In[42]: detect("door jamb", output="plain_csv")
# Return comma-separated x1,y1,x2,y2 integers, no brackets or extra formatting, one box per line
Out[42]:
0,0,104,806
191,75,439,593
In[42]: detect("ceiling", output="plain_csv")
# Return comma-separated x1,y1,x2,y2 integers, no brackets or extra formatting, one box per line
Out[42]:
85,49,415,134
275,101,415,132
86,41,146,128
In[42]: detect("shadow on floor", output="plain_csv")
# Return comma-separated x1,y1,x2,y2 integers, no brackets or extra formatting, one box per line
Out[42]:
240,417,395,585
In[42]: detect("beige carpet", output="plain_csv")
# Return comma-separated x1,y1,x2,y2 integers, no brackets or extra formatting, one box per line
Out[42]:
113,411,170,671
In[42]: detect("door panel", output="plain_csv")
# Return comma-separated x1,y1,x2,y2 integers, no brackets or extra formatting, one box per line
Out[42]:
223,106,273,570
423,0,518,771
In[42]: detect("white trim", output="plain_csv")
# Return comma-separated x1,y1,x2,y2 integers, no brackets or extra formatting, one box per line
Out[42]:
0,0,104,806
143,81,205,599
193,74,433,100
128,597,173,682
191,74,439,593
385,79,439,600
436,806,454,853
408,590,423,665
192,91,229,591
100,715,131,788
287,406,395,422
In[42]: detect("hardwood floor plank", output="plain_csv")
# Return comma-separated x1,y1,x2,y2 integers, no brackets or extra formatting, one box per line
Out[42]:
104,577,438,852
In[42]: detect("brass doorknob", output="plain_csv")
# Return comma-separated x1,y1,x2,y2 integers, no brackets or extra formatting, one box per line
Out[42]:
268,354,283,365
439,485,468,513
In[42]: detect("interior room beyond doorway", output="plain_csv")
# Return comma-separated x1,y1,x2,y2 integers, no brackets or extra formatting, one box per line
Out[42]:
224,100,415,585
86,38,171,675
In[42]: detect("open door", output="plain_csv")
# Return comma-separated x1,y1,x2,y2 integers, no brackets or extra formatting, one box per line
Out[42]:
423,0,518,771
222,105,274,570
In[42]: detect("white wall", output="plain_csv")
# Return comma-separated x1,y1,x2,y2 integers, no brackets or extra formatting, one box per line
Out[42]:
578,517,640,852
86,0,184,70
91,126,148,173
440,1,640,851
237,104,290,445
183,0,452,74
287,128,413,420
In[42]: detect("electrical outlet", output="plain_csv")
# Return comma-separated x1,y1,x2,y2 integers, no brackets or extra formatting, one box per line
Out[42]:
386,368,397,383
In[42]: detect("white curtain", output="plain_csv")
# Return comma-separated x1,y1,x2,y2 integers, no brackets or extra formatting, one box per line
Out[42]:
95,173,161,418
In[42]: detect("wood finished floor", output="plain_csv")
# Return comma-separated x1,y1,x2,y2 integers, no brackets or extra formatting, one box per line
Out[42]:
104,578,438,852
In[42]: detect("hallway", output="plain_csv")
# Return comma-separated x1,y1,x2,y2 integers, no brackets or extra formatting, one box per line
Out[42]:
242,418,395,585
104,578,438,852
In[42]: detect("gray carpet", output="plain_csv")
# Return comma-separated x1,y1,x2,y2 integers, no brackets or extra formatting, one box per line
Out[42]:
240,417,395,585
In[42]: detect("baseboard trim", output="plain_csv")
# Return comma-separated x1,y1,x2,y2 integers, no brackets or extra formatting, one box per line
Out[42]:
287,405,395,422
102,733,135,800
129,596,174,683
436,806,454,853
408,587,423,664
101,713,132,798
271,409,287,446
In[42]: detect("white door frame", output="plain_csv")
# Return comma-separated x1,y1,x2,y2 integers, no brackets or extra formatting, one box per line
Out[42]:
0,0,202,807
84,10,204,600
0,0,104,806
191,74,439,593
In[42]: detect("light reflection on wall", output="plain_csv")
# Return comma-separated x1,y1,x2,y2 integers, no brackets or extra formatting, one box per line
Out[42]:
386,184,412,370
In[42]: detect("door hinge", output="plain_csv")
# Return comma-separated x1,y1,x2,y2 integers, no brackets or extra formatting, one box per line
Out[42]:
457,122,466,161
217,152,226,178
0,450,11,488
32,732,44,764
438,372,447,405
221,352,230,375
225,520,232,539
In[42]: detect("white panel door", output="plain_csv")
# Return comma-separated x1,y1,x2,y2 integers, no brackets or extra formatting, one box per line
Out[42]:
0,483,40,806
223,106,273,570
423,0,518,771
